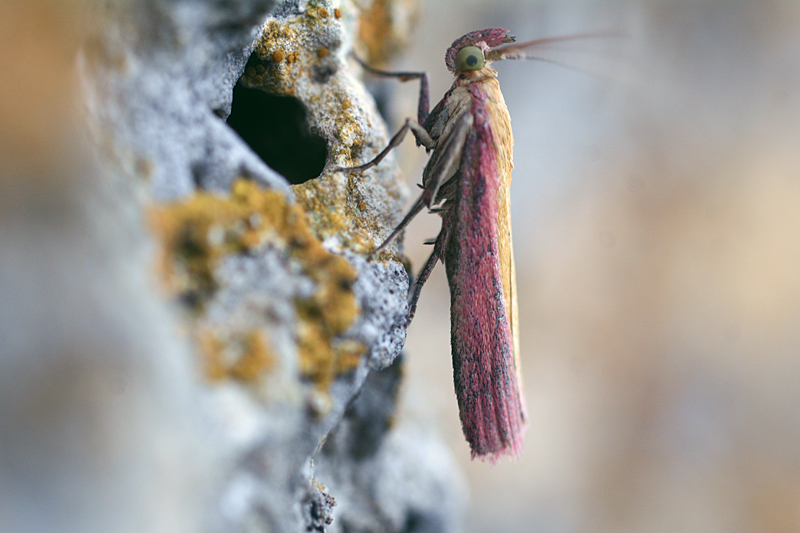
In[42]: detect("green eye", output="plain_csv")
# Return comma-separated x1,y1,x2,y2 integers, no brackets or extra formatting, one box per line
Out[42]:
455,46,484,72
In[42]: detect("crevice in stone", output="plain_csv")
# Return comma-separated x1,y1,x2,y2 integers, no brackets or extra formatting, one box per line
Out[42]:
226,83,327,184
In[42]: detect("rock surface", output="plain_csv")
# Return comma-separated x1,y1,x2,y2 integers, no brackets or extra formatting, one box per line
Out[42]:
0,0,464,532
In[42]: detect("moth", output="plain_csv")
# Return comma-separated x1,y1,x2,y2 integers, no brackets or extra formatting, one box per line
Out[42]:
340,28,582,461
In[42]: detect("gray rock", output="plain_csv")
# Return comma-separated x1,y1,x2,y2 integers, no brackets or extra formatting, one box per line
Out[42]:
0,0,466,532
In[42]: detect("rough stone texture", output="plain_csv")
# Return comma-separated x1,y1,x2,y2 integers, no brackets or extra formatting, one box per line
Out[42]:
0,0,465,532
80,0,288,198
316,356,467,533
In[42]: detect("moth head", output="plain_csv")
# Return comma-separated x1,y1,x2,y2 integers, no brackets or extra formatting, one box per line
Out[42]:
445,28,516,73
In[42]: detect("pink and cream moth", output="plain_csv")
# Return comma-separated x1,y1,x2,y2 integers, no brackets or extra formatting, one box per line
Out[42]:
339,28,582,461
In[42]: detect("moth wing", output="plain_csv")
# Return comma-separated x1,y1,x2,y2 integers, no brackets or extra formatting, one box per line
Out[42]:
444,84,526,461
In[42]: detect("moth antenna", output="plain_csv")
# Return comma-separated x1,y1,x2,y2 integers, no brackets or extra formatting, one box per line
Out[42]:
486,29,623,62
509,54,599,76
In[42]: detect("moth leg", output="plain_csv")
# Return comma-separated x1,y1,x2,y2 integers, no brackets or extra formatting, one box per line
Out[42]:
407,231,444,323
365,113,469,256
351,55,430,124
334,118,434,173
369,193,426,258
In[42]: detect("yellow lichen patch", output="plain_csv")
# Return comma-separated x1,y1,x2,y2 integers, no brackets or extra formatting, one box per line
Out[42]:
149,178,357,299
292,174,373,254
148,183,285,306
200,332,227,381
244,6,342,95
228,181,361,321
336,121,363,152
308,6,329,19
244,19,302,94
297,319,334,386
150,178,365,390
297,319,366,390
201,329,276,383
259,19,299,54
290,220,363,390
230,330,276,381
303,87,365,165
226,180,363,387
298,258,358,337
333,339,367,374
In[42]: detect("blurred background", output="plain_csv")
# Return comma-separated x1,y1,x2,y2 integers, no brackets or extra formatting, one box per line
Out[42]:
394,1,800,532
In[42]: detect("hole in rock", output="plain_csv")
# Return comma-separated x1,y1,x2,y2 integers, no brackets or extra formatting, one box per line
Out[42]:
227,84,327,184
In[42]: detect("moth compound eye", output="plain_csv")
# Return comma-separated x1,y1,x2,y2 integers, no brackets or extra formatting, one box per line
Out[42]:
455,46,484,72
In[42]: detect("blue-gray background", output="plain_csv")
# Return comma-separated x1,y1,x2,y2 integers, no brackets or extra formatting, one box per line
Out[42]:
393,1,800,531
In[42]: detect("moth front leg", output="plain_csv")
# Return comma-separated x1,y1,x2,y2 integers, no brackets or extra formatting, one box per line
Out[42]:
350,56,431,125
335,55,436,173
358,112,471,256
360,113,470,255
334,118,435,173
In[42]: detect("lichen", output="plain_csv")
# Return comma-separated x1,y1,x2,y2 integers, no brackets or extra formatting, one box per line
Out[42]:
201,329,276,383
240,2,407,257
149,179,363,388
161,0,419,392
148,179,291,307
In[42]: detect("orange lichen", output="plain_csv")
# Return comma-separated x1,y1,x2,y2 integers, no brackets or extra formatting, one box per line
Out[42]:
244,20,302,93
334,8,341,19
201,329,276,383
297,319,366,389
229,331,276,381
334,339,367,373
148,183,283,306
149,179,363,389
241,9,406,258
292,174,373,253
